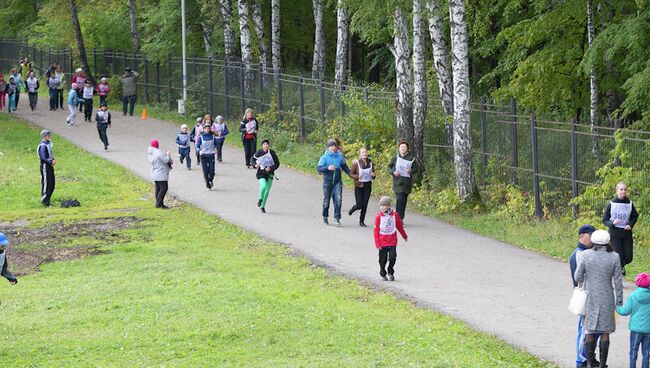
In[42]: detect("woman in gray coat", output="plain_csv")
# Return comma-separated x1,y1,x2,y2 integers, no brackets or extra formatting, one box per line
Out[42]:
575,229,624,368
147,139,172,209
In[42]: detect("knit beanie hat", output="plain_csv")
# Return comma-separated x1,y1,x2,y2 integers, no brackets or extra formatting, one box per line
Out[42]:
150,139,159,148
180,124,188,130
590,230,611,245
327,139,338,148
40,130,50,138
637,273,650,288
379,196,391,207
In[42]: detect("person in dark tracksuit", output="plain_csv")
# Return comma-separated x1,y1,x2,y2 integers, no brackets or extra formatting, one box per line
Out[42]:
38,130,56,207
176,124,192,170
240,108,258,168
196,124,217,190
348,146,376,227
252,139,280,213
0,233,18,285
387,141,418,222
47,72,61,111
602,182,639,275
82,79,95,122
95,102,111,150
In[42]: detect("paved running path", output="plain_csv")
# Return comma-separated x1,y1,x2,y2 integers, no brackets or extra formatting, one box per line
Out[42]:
13,100,632,367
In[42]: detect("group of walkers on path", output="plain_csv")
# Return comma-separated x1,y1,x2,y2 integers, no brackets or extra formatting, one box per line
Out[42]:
570,182,644,368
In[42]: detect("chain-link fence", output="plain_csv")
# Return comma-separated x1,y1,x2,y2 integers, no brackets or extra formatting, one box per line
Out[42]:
1,39,648,218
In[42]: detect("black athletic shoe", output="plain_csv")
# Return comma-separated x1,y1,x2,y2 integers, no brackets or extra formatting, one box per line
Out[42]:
323,217,329,225
387,274,395,281
381,275,388,281
257,199,262,207
348,207,355,216
261,207,266,213
359,221,367,227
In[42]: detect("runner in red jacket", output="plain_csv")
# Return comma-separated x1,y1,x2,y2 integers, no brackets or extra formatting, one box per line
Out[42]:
373,196,407,281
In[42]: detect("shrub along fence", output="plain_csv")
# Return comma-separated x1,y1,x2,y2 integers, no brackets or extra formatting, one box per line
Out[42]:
1,39,648,219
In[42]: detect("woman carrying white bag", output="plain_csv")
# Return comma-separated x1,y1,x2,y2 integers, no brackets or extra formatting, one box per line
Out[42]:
574,229,624,368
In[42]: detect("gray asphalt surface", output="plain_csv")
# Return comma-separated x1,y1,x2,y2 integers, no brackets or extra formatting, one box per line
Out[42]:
13,99,632,367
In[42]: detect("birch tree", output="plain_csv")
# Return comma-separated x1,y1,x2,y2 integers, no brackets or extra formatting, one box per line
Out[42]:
587,0,600,160
237,0,253,93
412,0,427,170
127,0,141,55
271,0,281,74
334,0,349,89
219,0,236,62
311,0,326,80
67,0,93,82
449,0,479,201
251,0,269,74
426,0,454,144
388,7,414,144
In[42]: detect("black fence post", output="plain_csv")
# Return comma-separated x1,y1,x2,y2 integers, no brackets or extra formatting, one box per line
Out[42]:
156,62,161,104
48,48,51,69
69,50,73,78
103,50,108,77
144,58,150,103
531,113,543,218
39,47,43,75
168,53,173,110
299,77,306,142
339,93,345,116
224,61,230,118
258,64,264,113
276,73,283,120
319,80,325,123
123,52,127,72
240,67,246,116
208,57,214,116
480,96,488,176
510,97,518,184
112,51,117,76
364,87,369,101
571,118,579,219
93,48,97,79
192,56,197,84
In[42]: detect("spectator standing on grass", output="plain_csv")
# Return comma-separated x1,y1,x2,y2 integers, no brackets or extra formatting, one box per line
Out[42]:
120,67,139,116
95,102,111,150
211,115,229,162
616,272,650,368
373,196,407,281
239,108,258,169
0,233,18,285
96,77,110,106
175,124,192,170
0,74,6,111
574,229,624,368
47,72,61,111
82,79,94,122
66,83,79,126
602,182,639,276
9,68,22,109
252,138,280,214
147,139,172,209
24,70,39,112
569,224,599,368
387,140,418,222
317,139,350,226
38,130,56,207
348,146,376,227
55,66,66,109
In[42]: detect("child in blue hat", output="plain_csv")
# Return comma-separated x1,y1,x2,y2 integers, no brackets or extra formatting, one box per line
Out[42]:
0,233,17,285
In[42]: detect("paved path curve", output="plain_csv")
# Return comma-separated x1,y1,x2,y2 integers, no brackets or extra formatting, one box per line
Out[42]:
14,101,632,367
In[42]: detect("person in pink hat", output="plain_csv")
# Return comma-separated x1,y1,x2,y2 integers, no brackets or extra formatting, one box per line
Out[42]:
617,272,650,368
147,139,172,209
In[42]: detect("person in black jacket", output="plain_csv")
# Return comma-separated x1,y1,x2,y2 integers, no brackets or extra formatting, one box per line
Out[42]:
252,139,280,213
37,130,56,207
602,182,639,274
240,108,259,168
95,102,112,150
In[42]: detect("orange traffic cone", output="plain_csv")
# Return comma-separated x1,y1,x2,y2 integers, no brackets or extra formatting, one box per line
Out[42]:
141,108,148,119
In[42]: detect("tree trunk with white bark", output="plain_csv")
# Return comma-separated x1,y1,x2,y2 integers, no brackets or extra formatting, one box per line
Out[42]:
587,0,600,160
219,0,236,62
388,7,414,145
271,0,281,74
237,0,253,93
251,0,269,75
311,0,325,80
334,0,349,89
127,0,141,55
412,0,427,171
449,0,479,202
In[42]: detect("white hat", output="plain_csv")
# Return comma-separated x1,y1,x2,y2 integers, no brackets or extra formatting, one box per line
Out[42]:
180,124,188,130
101,77,107,82
591,230,611,245
76,68,82,73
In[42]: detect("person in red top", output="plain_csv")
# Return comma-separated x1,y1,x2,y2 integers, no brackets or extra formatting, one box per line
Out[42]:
374,196,408,281
72,68,86,112
96,77,111,106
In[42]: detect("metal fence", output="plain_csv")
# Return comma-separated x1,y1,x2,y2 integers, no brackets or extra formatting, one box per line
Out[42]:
1,39,648,218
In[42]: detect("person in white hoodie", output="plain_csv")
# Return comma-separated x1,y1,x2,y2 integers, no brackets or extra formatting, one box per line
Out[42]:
147,139,172,209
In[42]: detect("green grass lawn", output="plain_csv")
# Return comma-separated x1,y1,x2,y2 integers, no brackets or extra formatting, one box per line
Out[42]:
0,116,557,366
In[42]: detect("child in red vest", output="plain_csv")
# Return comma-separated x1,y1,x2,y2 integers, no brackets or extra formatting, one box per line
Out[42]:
373,196,408,281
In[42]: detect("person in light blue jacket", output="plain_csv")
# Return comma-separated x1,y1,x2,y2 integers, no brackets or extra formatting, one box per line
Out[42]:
66,83,79,126
317,139,350,226
617,272,650,368
9,68,22,109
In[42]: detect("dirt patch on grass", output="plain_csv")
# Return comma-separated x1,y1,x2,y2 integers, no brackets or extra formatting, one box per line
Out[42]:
3,217,143,276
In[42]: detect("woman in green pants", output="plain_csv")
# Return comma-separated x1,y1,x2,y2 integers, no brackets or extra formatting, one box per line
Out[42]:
252,139,280,213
